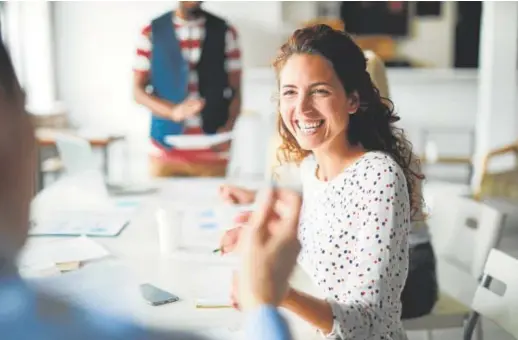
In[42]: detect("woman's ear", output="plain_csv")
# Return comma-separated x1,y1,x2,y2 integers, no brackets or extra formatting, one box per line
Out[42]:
347,91,360,114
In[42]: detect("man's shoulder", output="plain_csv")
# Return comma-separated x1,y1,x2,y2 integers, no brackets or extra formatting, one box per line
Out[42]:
0,275,207,340
141,10,172,37
32,290,205,340
202,10,235,29
151,10,174,24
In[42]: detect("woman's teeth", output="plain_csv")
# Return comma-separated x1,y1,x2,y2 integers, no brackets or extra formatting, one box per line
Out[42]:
297,120,324,135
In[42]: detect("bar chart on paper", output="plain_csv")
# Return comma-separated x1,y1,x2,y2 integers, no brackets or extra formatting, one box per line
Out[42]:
181,207,229,249
29,211,130,237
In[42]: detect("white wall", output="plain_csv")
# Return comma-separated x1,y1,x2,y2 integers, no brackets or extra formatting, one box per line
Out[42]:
202,1,283,69
398,1,457,68
54,1,518,183
52,1,480,149
53,1,171,135
52,1,461,135
51,0,518,186
53,1,284,135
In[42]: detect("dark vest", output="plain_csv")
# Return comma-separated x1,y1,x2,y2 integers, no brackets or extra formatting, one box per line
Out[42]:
197,11,233,134
150,10,231,147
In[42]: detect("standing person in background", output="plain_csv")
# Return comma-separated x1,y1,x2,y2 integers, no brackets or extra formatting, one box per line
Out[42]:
133,1,242,177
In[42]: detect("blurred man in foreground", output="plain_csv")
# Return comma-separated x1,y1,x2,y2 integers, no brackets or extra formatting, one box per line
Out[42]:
0,38,301,339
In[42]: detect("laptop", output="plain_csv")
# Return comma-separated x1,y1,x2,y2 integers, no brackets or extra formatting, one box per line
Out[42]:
54,132,158,196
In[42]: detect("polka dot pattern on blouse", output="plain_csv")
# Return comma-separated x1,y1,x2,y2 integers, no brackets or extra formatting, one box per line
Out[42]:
298,152,410,340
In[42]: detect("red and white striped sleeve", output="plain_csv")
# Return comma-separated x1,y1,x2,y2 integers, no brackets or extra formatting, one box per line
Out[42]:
225,25,242,73
134,24,152,74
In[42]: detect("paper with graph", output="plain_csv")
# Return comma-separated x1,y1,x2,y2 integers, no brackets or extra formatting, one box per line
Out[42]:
29,211,129,237
165,131,233,150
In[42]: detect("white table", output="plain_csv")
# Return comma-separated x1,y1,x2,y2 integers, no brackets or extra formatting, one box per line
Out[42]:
25,176,322,340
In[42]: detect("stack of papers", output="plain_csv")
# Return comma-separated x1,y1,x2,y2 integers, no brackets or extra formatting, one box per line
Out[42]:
19,237,110,277
193,266,234,309
165,132,233,150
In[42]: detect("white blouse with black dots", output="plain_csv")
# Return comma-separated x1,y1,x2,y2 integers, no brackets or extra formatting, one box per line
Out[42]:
297,152,410,340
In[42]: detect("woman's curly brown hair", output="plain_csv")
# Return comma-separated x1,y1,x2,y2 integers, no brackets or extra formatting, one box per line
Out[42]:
272,24,423,217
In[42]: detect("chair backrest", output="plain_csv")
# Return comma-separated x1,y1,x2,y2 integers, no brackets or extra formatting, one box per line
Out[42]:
429,195,505,278
54,133,98,175
428,195,506,305
365,50,390,99
467,249,518,339
354,36,397,62
53,133,110,199
227,111,269,182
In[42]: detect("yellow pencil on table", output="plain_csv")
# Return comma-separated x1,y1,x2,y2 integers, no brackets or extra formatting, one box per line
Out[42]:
196,299,233,309
196,304,233,309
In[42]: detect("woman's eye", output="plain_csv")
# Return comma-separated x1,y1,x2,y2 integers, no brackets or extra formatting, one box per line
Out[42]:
312,88,330,95
282,90,296,96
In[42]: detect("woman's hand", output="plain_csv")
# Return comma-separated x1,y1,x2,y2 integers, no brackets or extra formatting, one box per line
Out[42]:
220,226,243,255
219,211,252,254
219,190,299,254
219,184,256,205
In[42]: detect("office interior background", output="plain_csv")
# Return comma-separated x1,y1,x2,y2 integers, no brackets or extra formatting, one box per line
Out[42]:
1,2,518,340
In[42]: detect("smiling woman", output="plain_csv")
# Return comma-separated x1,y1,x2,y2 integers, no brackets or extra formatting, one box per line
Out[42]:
219,24,422,340
270,24,418,340
273,25,416,195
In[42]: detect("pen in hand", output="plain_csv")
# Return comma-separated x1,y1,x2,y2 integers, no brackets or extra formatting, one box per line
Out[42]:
214,222,247,256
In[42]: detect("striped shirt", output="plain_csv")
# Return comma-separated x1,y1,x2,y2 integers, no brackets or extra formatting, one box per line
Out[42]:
134,13,241,128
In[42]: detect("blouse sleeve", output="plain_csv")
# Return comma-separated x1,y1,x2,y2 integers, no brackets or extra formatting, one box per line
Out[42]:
324,161,410,339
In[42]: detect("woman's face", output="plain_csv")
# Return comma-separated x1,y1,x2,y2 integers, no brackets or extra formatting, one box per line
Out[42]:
278,53,358,152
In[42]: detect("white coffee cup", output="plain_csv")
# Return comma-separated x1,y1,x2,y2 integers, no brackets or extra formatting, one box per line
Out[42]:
156,207,183,255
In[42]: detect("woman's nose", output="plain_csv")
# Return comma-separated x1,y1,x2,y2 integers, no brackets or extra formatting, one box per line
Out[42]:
295,94,312,116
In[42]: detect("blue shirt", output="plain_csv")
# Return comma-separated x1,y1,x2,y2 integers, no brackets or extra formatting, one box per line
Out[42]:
0,274,292,340
244,305,292,340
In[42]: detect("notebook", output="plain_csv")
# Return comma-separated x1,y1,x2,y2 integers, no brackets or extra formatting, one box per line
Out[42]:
29,211,130,237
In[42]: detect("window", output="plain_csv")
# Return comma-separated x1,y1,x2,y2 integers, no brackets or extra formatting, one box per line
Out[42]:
0,2,25,87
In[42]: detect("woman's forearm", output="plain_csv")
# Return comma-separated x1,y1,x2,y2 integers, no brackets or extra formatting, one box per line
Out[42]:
281,288,334,335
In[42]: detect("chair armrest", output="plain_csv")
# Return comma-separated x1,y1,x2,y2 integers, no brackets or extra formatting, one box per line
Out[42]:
473,141,518,200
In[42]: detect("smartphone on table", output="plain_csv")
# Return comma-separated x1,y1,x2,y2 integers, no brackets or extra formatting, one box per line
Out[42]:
139,283,180,306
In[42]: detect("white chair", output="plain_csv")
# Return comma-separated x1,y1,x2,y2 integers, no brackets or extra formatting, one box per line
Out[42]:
403,195,506,340
263,123,303,190
464,249,518,340
226,110,270,183
54,133,156,196
54,133,100,175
